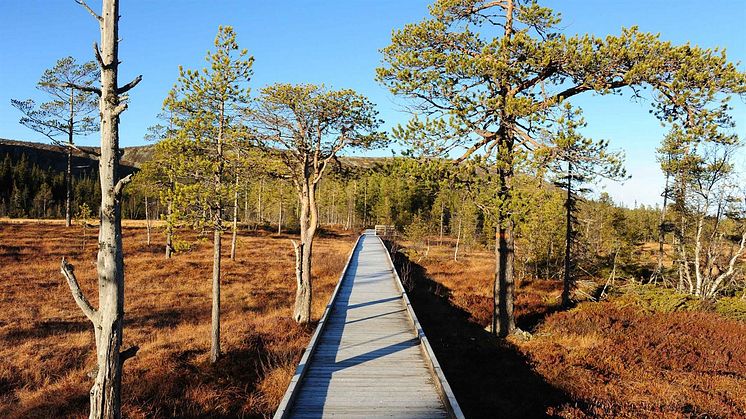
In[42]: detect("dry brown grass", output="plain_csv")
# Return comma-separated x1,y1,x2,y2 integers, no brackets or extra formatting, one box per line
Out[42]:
0,221,355,418
400,238,746,418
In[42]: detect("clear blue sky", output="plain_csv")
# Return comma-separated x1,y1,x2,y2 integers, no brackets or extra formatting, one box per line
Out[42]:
1,0,744,207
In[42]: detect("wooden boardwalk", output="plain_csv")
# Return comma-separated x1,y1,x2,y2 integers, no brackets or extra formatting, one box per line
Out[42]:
275,231,463,419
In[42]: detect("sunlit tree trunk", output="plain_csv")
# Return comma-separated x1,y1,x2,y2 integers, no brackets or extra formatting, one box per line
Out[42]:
293,176,317,323
144,196,151,245
278,187,283,234
60,0,141,417
165,199,173,259
210,103,225,364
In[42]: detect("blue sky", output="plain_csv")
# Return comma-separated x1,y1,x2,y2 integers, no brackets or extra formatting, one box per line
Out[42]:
1,0,744,207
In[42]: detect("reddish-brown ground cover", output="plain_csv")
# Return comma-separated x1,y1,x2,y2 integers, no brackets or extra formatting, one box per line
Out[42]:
0,222,355,418
394,241,746,418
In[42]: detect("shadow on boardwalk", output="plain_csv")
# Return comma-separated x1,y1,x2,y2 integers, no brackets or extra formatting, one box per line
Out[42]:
387,243,569,418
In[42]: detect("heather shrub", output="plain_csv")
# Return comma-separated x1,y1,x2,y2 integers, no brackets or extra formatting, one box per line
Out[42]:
716,296,746,321
613,283,704,313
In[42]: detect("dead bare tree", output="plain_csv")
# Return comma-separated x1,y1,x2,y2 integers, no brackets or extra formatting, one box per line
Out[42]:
59,0,142,417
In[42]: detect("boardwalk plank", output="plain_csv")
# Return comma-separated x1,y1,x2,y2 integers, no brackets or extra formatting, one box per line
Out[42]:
283,231,451,418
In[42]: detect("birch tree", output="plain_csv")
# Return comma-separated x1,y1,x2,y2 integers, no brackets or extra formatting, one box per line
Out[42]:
59,0,142,417
249,83,385,323
167,26,253,362
664,135,746,298
11,56,98,226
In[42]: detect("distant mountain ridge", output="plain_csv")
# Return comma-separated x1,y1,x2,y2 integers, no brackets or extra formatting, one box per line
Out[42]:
0,138,151,172
0,138,393,173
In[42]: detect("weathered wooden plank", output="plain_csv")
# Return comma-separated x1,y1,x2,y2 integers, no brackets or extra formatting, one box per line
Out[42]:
275,230,462,419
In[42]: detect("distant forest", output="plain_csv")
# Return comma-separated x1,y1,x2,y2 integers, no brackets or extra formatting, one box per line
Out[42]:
0,142,667,284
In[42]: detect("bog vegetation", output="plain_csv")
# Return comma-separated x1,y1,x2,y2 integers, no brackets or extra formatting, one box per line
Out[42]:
2,0,745,418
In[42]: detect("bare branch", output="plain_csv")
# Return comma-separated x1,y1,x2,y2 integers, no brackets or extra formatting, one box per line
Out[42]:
708,228,746,298
60,257,99,325
455,130,495,163
117,75,142,95
65,142,101,158
62,82,102,96
537,80,628,112
112,102,128,117
114,173,133,197
119,346,139,365
75,0,102,22
93,42,105,68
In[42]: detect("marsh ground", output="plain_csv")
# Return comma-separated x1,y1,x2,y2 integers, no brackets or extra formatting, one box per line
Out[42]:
394,240,746,418
0,221,355,418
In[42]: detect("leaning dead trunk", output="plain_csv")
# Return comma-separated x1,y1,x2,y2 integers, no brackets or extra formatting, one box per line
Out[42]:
60,1,142,417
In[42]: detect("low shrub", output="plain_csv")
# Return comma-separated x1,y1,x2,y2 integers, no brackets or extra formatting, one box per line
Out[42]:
716,296,746,322
612,283,704,313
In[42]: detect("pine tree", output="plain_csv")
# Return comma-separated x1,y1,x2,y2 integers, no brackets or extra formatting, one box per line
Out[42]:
11,56,98,226
377,0,745,336
536,104,627,307
166,26,253,362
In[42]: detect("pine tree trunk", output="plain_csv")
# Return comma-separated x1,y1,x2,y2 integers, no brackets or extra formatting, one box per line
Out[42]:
244,180,249,225
278,187,283,235
91,1,128,416
145,196,151,246
210,102,225,364
293,179,316,323
653,171,670,282
65,120,73,228
66,148,73,227
439,201,444,245
257,178,263,225
165,199,173,259
454,217,461,261
562,163,573,307
211,220,221,363
363,181,368,227
492,130,516,337
230,173,238,260
353,181,357,229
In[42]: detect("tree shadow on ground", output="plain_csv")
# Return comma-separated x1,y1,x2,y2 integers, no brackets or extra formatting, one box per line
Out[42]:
515,300,565,333
2,319,90,342
387,243,569,418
